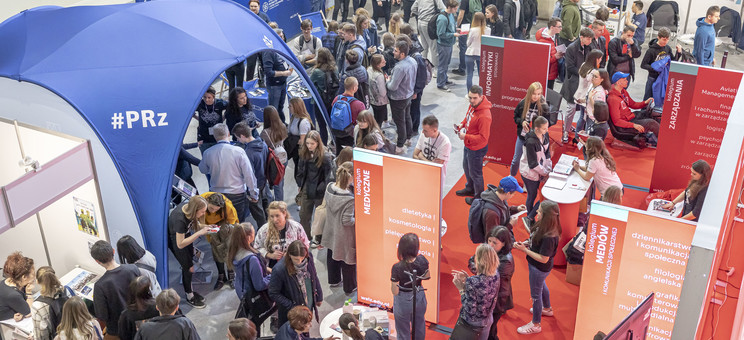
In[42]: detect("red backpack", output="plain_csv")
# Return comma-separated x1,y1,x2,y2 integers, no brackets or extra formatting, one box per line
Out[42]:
265,147,285,187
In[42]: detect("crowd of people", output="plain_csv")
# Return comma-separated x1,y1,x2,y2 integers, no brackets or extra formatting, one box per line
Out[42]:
0,0,723,339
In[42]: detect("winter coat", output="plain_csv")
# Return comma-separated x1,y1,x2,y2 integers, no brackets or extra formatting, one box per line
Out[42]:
561,39,592,103
513,98,550,141
367,67,390,106
641,38,676,79
503,0,526,37
519,130,552,181
337,37,367,73
590,36,608,68
320,183,356,264
693,17,716,66
339,62,369,94
559,0,581,42
295,152,335,200
487,18,506,37
535,27,559,80
268,257,323,326
652,56,671,107
459,97,493,150
607,37,641,81
480,184,521,232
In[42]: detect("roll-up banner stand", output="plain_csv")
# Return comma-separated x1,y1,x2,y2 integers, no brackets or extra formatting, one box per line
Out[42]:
649,62,744,193
479,36,550,165
260,0,312,39
353,148,442,323
574,201,696,340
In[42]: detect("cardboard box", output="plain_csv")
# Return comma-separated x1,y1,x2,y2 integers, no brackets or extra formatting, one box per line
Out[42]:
566,263,583,286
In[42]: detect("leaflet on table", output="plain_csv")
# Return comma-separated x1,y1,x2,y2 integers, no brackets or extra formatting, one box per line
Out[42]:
1,317,33,335
544,172,569,190
553,154,578,175
59,267,98,300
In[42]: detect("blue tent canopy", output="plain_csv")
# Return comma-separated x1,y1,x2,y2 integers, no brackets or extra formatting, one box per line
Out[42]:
0,0,329,285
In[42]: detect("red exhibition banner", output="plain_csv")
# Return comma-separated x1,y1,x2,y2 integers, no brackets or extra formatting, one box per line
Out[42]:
649,62,743,192
480,36,550,164
352,148,442,323
574,202,696,340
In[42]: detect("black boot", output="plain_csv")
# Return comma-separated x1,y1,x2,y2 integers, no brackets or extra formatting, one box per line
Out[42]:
214,274,225,290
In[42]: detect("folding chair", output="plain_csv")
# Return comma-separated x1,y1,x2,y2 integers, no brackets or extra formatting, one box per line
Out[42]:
647,2,679,42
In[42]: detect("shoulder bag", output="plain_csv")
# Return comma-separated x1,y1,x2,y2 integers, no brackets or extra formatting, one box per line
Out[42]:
235,255,276,323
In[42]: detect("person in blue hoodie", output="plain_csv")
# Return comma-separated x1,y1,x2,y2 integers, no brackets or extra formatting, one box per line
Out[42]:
233,121,269,229
261,48,293,123
694,6,720,66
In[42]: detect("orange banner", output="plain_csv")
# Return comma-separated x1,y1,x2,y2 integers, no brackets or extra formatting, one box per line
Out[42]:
575,202,696,339
353,148,442,323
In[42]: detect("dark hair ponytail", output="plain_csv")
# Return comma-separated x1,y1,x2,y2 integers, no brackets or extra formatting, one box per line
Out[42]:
339,313,364,340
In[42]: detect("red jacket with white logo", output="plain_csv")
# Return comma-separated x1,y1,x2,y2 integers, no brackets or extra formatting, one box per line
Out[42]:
607,86,647,129
459,97,493,150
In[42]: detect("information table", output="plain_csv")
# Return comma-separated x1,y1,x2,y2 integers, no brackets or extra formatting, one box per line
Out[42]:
541,159,591,266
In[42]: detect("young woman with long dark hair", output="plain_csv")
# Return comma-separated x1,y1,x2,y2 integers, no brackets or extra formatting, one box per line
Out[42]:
117,276,158,340
116,235,161,296
225,87,260,139
367,54,390,127
267,241,323,327
391,233,429,340
514,201,562,334
196,86,227,154
338,313,384,340
574,49,605,135
310,47,337,145
519,116,553,226
662,160,712,221
295,131,335,244
485,5,505,37
511,82,550,177
261,106,289,201
354,110,385,151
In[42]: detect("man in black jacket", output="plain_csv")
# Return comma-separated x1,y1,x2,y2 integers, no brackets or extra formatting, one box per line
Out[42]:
480,177,526,234
590,20,608,68
134,289,200,340
607,26,641,82
560,27,594,143
640,27,681,100
261,49,293,123
503,0,527,39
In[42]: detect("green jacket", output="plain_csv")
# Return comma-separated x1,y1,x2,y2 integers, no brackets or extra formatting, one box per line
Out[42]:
436,12,457,46
559,0,581,42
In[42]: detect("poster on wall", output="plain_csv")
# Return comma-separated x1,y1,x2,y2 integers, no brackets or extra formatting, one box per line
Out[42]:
574,202,696,340
479,36,550,165
353,148,442,323
649,62,743,193
74,197,98,237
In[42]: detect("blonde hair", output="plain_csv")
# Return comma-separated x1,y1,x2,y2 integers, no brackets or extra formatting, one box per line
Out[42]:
57,297,96,339
36,266,62,297
299,130,326,168
155,289,180,315
336,161,353,190
181,196,207,230
289,97,314,129
521,82,544,120
355,110,383,147
472,12,486,35
475,243,500,276
389,14,402,36
266,201,291,250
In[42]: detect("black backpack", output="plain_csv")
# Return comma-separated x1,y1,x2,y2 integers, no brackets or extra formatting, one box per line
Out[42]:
427,9,447,40
467,198,499,243
37,292,70,338
322,70,340,106
676,48,697,64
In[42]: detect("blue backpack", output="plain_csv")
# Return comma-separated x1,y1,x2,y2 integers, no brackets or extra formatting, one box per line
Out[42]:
467,198,498,243
330,95,356,136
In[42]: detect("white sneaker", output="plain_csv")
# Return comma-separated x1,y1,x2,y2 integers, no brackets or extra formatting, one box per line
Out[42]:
517,322,542,334
530,307,554,317
395,146,407,155
405,139,412,147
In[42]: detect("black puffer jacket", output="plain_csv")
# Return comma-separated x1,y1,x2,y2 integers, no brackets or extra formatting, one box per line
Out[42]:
513,98,550,141
295,152,335,200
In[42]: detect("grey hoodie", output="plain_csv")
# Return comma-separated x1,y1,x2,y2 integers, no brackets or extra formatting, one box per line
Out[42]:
320,183,356,264
412,0,446,24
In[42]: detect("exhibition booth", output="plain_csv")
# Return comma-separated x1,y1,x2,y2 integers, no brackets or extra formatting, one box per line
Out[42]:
0,0,329,286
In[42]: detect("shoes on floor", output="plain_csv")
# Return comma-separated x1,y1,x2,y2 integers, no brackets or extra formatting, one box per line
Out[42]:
451,69,466,76
530,307,554,317
405,138,412,147
186,295,206,309
395,146,407,155
329,281,343,288
517,322,542,334
192,292,205,302
445,80,454,85
437,86,451,92
455,188,475,197
465,197,474,205
213,279,225,290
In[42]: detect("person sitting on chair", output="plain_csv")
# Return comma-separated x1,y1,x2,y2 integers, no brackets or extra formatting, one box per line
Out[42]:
607,72,658,139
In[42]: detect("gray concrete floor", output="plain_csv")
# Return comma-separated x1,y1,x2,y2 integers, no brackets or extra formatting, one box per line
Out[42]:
174,13,744,339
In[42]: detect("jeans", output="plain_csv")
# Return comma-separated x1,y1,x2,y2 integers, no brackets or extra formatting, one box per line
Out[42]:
333,0,351,22
390,97,413,147
225,62,245,90
299,193,323,238
373,0,392,30
411,92,423,133
644,76,657,101
465,55,481,91
418,22,437,66
510,137,524,177
223,192,248,222
268,84,287,123
521,176,541,220
393,290,427,340
437,44,453,88
575,105,587,132
512,27,524,40
463,145,488,197
528,263,552,324
457,35,467,72
327,248,358,294
335,135,355,155
563,103,584,135
272,175,285,202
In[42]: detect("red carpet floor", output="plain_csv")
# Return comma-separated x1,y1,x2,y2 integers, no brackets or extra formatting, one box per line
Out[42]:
428,132,658,338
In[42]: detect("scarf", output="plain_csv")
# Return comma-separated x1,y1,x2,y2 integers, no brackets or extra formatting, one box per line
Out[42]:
294,258,310,305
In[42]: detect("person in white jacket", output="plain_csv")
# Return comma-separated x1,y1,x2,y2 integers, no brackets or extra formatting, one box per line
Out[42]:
465,12,490,92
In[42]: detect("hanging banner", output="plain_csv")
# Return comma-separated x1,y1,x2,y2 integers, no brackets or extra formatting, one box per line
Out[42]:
260,0,312,39
649,62,743,193
353,148,442,323
574,202,696,340
479,36,550,165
